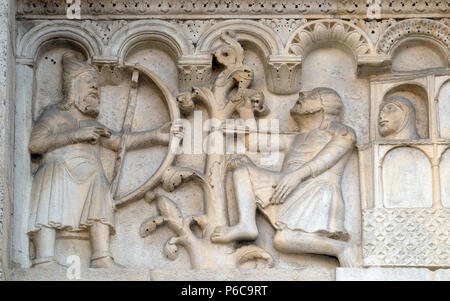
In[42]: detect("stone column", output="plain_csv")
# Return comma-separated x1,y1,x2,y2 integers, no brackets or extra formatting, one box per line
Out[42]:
0,0,15,281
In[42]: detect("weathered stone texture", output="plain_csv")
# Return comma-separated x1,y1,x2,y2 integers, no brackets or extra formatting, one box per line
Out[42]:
0,0,15,281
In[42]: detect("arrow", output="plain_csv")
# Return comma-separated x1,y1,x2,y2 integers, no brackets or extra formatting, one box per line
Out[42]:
110,68,140,199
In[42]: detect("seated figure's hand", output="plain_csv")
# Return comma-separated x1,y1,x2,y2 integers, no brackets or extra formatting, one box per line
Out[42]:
270,169,306,205
72,126,111,144
226,154,254,171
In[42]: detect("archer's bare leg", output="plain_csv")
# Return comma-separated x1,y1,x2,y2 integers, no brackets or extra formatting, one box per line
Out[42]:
273,229,361,267
211,166,258,243
90,222,123,268
31,226,58,267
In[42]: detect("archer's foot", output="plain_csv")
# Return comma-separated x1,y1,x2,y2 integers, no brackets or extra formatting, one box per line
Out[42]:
211,224,258,244
32,257,66,269
90,256,124,268
338,244,362,268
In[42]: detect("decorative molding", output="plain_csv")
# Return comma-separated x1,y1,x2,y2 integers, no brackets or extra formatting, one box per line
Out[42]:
266,55,302,95
363,208,450,267
377,18,450,56
287,19,374,58
16,0,450,19
81,20,128,46
170,20,217,45
177,55,212,92
349,18,397,46
260,19,307,46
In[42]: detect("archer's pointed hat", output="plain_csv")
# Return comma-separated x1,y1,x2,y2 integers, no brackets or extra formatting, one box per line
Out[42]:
62,52,97,83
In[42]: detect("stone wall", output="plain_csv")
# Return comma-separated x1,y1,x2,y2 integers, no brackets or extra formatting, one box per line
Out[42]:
0,0,15,281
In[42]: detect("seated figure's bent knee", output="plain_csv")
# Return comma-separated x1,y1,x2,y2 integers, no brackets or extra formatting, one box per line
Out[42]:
232,165,249,180
273,231,290,252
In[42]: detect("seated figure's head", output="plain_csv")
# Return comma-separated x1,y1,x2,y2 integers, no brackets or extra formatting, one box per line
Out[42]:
290,87,343,125
378,95,419,140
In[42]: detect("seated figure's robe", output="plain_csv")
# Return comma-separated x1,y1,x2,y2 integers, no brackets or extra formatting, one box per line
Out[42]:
28,108,114,234
245,122,355,241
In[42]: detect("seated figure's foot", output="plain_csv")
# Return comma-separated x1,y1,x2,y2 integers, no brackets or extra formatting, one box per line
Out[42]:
211,224,258,244
90,256,124,269
338,244,362,268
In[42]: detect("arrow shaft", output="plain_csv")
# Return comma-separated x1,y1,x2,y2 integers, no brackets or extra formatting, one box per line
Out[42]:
110,68,140,198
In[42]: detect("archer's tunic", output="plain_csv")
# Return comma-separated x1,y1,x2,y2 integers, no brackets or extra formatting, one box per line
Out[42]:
28,108,115,234
246,122,355,241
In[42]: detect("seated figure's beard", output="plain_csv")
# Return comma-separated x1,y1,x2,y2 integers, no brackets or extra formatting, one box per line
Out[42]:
290,105,322,116
83,107,99,118
78,95,99,118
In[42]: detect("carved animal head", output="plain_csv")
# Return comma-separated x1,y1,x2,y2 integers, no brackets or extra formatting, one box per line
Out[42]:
176,92,195,115
248,90,270,117
213,30,244,68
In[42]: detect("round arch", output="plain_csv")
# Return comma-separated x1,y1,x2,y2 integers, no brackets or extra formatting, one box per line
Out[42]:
17,21,102,62
196,20,283,58
113,20,194,63
285,19,375,61
377,19,449,66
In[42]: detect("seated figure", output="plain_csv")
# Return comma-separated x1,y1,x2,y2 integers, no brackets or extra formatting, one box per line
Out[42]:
212,87,361,267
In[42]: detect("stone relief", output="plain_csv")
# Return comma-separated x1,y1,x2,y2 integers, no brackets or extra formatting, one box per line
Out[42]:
2,1,449,280
211,88,361,267
16,0,450,17
27,52,183,268
139,31,275,269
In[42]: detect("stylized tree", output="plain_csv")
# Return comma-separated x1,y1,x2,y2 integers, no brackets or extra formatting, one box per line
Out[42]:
139,31,273,269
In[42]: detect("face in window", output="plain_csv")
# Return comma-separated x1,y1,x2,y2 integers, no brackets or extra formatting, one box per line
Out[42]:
75,72,100,118
378,102,405,138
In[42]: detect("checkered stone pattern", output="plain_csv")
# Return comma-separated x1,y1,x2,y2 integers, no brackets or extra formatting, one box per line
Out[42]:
363,208,450,267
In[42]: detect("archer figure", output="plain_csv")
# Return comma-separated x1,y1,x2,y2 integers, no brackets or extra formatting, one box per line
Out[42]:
28,52,183,268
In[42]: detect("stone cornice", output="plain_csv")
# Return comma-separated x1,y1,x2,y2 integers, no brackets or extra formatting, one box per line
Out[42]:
16,0,450,20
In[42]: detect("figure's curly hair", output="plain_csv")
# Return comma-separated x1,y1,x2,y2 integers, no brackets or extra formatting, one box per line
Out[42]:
308,87,344,131
312,87,343,116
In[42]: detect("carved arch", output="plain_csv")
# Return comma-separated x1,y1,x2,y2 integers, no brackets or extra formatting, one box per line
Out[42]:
380,146,433,208
285,19,375,60
377,19,449,64
380,145,432,167
439,144,450,164
435,77,450,100
113,20,194,63
17,20,102,62
196,20,283,57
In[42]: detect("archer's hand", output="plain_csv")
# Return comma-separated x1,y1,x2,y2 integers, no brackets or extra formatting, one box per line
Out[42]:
156,120,184,144
72,126,111,144
171,119,184,140
270,169,306,205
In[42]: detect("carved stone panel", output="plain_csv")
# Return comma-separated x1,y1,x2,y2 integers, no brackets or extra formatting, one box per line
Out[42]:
2,0,449,281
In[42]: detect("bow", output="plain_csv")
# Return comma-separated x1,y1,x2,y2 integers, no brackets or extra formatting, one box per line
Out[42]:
112,64,182,209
